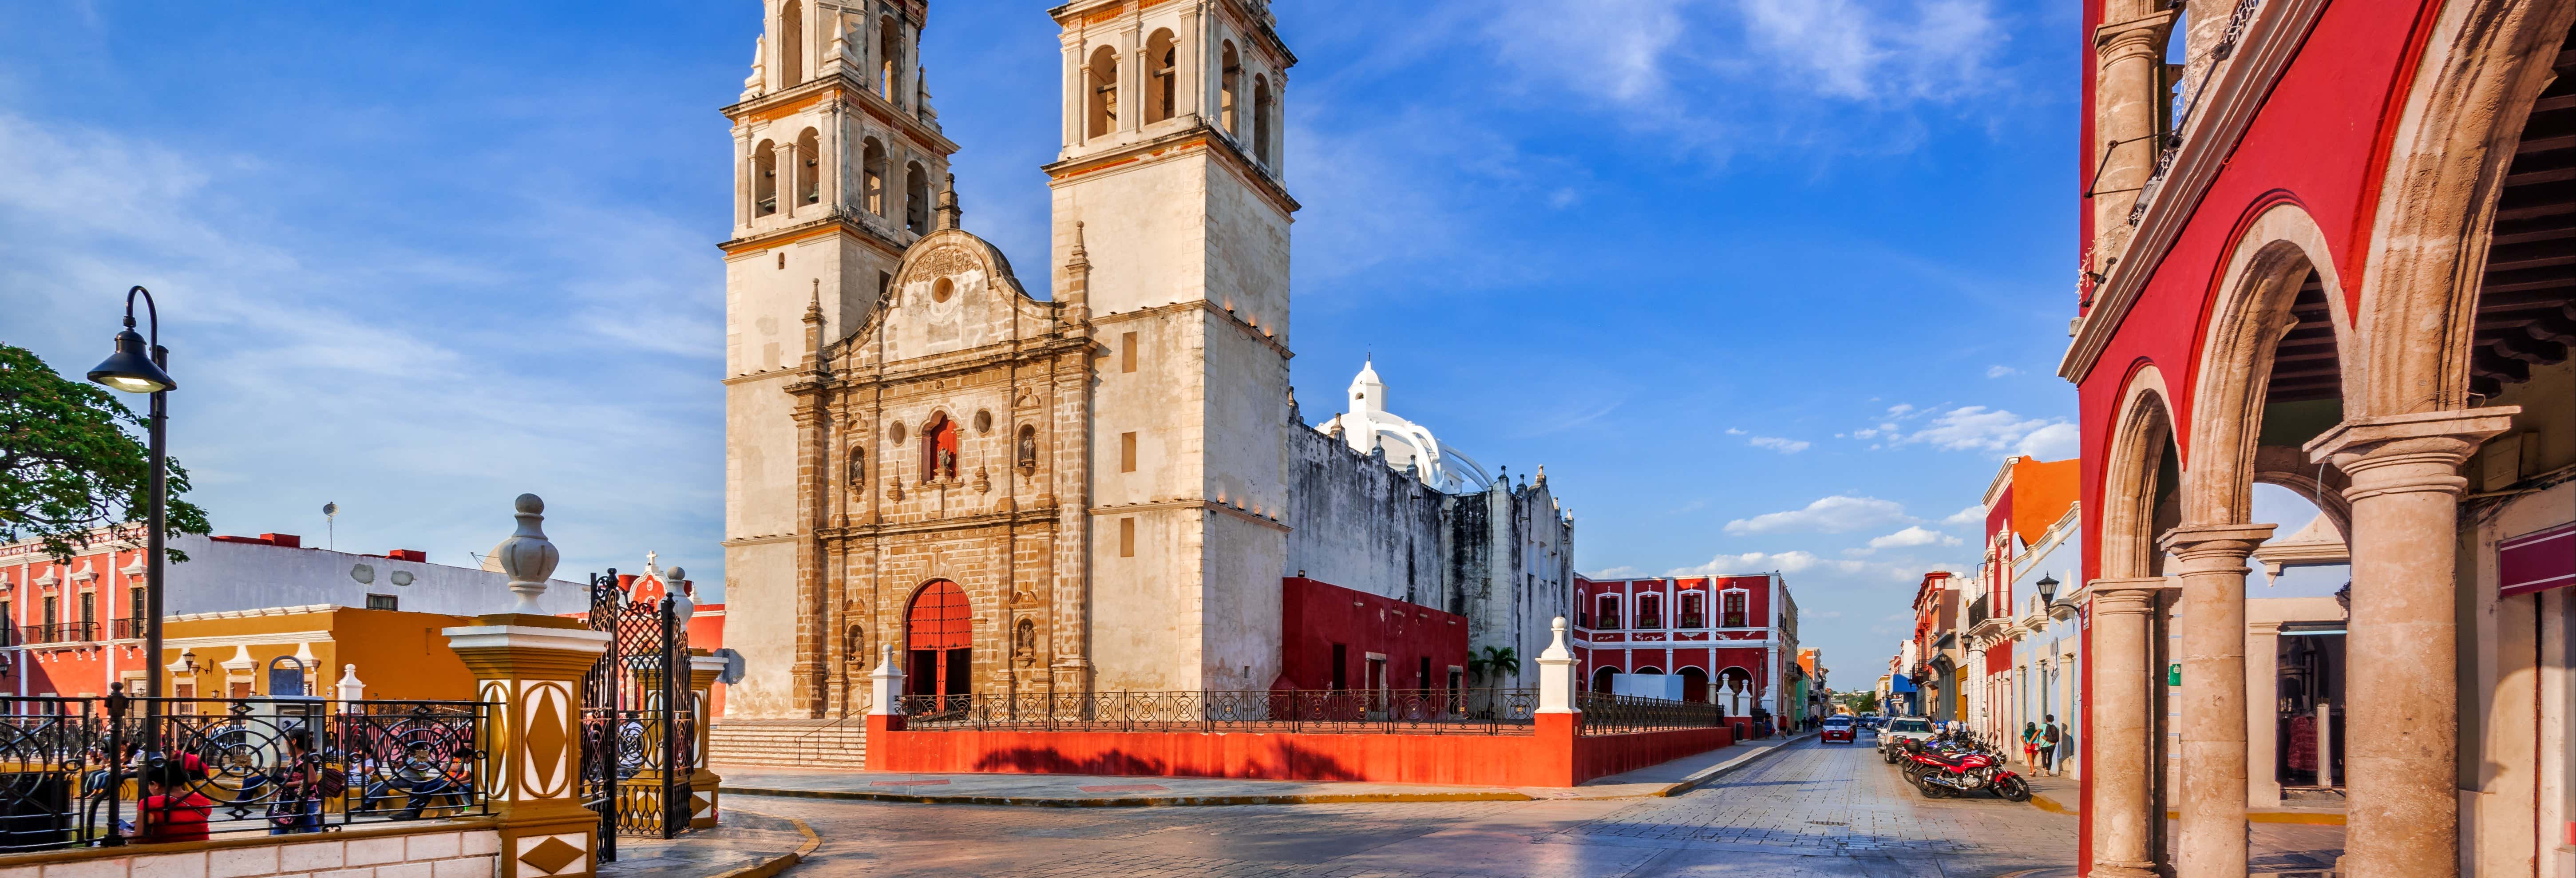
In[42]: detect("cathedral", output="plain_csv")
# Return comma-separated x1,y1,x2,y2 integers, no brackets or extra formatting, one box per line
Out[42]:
717,0,1575,720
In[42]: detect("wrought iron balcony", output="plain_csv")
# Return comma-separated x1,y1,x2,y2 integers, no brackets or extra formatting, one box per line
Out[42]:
18,623,97,645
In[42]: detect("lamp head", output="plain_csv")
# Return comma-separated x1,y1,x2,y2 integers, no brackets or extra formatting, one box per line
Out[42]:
87,328,175,394
2035,574,2061,604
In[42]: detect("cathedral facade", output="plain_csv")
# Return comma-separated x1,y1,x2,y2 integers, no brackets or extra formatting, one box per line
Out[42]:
719,0,1572,720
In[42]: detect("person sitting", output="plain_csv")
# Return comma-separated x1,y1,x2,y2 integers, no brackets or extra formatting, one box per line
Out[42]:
400,745,477,820
136,763,212,844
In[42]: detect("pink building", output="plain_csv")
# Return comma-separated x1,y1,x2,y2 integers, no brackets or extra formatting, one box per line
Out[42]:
1570,573,1799,732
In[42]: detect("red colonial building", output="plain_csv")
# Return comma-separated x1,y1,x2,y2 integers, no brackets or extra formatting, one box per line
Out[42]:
1571,573,1799,727
2068,0,2573,875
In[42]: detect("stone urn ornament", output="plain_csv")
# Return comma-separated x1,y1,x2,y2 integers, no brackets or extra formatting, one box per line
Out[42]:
491,493,561,614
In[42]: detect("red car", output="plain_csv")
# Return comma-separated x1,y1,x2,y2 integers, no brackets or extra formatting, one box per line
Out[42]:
1820,717,1856,743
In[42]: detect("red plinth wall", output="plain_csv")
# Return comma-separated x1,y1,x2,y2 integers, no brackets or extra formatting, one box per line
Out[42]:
865,711,1729,787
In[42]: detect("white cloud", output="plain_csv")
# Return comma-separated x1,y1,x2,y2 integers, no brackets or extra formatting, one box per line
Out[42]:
1941,504,1987,525
1880,405,2063,452
1748,435,1810,453
1724,495,1913,535
1868,526,1960,549
1670,550,1824,576
2015,422,2080,460
1985,364,2019,378
1585,566,1644,579
1725,427,1748,435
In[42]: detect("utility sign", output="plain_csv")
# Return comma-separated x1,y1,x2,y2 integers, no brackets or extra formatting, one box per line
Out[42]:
2167,663,2182,686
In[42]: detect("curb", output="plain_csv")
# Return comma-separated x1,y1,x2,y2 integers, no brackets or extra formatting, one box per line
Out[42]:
1653,733,1813,798
703,808,822,878
724,786,1535,808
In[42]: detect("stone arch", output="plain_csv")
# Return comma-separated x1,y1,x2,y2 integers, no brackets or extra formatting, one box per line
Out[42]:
2100,363,2180,580
1086,44,1120,139
1219,41,1242,135
2181,200,2357,527
752,138,779,217
793,127,821,209
1145,28,1178,124
778,0,805,89
2354,0,2576,415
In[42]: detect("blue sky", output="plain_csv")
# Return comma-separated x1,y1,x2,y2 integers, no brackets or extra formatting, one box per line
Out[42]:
1,0,2093,681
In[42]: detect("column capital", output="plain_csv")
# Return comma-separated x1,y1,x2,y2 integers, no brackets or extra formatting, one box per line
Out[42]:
2088,577,2175,615
2305,408,2519,501
2159,522,2276,570
2094,9,2177,55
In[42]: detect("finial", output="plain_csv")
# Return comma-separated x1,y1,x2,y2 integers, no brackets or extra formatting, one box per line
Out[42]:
935,174,962,230
743,36,767,98
1536,465,1547,485
805,280,823,324
493,494,560,614
1067,221,1088,265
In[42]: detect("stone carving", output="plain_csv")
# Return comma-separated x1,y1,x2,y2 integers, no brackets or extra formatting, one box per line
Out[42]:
1016,427,1038,474
847,447,866,487
974,466,991,493
1013,617,1036,667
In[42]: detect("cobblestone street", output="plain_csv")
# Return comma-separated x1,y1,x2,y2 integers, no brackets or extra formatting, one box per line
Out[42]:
745,736,2082,877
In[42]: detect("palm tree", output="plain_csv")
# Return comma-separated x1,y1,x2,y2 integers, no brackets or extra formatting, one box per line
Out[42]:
1470,646,1519,684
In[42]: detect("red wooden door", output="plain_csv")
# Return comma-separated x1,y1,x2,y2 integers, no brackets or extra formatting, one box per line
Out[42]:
906,580,972,708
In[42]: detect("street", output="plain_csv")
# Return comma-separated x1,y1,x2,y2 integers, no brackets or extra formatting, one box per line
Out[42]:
740,735,2081,877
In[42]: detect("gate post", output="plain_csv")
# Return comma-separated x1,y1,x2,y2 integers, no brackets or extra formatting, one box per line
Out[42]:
447,616,611,878
444,494,614,878
1532,617,1582,787
865,645,906,771
688,648,727,829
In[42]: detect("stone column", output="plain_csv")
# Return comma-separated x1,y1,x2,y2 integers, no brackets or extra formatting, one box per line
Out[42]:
446,618,611,878
2089,577,2177,878
687,649,727,829
2089,9,2176,267
2161,523,2274,878
2307,408,2517,878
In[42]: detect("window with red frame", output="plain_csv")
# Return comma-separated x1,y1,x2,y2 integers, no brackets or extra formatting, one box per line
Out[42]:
1722,590,1748,628
1597,595,1621,629
1680,593,1704,628
1638,593,1663,629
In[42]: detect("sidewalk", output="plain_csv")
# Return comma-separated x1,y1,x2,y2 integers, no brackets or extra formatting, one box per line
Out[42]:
597,808,818,878
717,731,1815,807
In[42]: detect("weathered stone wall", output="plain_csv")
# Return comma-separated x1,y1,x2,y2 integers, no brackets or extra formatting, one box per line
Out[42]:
1284,422,1443,607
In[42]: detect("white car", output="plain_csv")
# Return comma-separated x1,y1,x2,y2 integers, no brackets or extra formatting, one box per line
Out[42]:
1878,716,1937,762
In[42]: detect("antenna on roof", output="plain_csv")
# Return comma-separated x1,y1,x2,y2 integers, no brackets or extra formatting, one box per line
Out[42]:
322,502,338,551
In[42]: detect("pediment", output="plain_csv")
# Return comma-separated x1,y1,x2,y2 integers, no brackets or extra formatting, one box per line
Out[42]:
854,228,1057,363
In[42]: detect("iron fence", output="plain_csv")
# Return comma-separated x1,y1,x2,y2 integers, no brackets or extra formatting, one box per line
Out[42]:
17,623,96,645
899,688,1542,736
1575,692,1726,736
0,690,490,852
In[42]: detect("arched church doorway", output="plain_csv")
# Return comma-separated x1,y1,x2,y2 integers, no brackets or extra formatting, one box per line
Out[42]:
906,579,972,710
1680,667,1709,704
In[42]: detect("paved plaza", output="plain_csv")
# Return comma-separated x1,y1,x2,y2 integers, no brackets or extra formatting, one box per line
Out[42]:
740,736,2092,877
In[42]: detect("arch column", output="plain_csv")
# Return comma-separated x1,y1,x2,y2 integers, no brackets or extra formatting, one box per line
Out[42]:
2089,577,2176,878
2088,10,2176,268
2306,408,2517,878
2161,523,2275,878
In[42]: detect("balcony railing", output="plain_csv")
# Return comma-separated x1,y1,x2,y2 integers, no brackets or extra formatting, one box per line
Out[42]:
111,618,144,640
19,623,98,645
1966,596,1990,629
0,693,491,852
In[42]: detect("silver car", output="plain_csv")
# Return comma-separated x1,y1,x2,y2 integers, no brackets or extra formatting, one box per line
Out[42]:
1878,716,1936,763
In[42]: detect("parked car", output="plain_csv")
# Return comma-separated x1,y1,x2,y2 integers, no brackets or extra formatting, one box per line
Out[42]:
1820,716,1856,744
1879,716,1937,762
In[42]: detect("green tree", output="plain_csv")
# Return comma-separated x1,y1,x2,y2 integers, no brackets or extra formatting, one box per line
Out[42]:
1466,645,1520,684
0,343,210,562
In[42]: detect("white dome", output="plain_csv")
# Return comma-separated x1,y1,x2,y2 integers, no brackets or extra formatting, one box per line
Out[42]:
1318,358,1493,494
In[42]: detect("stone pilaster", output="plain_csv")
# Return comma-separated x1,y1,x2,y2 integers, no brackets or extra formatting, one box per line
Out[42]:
2090,10,2177,270
2161,523,2274,878
445,616,612,878
2088,577,2177,878
2307,408,2517,878
687,649,727,829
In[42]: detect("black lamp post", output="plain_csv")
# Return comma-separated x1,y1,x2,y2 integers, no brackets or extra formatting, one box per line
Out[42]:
86,285,175,755
2036,573,2062,608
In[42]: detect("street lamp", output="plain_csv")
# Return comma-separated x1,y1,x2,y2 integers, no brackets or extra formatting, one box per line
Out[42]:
2035,573,2061,608
86,285,174,755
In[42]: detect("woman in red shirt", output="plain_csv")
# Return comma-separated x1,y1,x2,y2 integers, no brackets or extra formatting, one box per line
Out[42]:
138,764,213,844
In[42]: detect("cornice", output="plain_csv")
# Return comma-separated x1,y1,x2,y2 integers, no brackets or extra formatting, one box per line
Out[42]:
1093,299,1293,360
832,507,1065,539
1044,126,1301,217
718,210,910,258
2061,0,2329,384
723,76,960,157
1091,498,1290,533
798,334,1102,398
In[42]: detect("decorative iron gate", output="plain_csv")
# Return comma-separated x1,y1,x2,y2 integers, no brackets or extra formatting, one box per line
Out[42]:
577,570,694,856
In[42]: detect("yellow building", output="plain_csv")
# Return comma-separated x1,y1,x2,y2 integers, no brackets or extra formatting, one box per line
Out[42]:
158,604,481,702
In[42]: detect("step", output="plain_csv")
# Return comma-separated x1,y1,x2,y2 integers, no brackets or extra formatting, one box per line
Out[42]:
708,720,869,770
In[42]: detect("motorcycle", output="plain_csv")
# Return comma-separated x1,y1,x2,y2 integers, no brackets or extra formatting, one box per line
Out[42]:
1903,739,2030,801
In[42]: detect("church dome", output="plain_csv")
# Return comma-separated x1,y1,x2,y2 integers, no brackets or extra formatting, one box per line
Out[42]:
1317,358,1493,494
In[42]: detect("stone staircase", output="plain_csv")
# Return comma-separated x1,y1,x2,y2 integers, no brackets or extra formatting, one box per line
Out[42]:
706,717,868,770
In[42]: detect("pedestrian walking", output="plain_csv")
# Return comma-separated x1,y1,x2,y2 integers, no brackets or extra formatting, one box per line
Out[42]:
2038,715,2063,776
2022,721,2040,768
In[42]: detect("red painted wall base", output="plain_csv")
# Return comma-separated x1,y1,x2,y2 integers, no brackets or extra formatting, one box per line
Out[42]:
865,711,1731,787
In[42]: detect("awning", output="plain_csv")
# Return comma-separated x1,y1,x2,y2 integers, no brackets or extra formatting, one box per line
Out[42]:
1890,675,1919,693
2501,522,2576,598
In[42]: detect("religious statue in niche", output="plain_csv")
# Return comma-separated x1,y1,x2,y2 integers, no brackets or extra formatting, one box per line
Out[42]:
938,448,958,482
1012,618,1037,667
846,447,865,488
1015,426,1038,475
843,624,866,664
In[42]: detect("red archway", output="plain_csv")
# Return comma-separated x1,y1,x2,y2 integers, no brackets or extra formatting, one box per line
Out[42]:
906,580,971,708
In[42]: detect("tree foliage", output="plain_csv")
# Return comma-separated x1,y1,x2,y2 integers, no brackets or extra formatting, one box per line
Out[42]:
1466,645,1521,683
0,343,210,563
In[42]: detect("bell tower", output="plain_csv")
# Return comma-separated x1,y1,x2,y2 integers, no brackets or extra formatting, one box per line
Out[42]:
720,0,959,717
1044,0,1299,693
